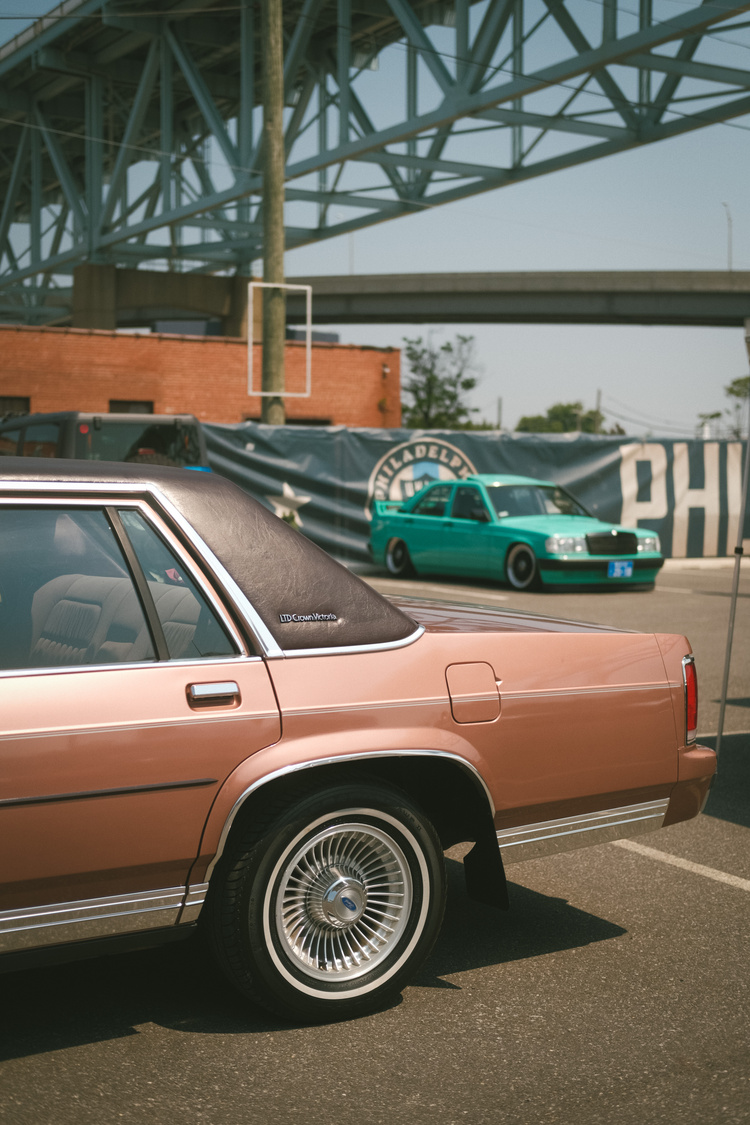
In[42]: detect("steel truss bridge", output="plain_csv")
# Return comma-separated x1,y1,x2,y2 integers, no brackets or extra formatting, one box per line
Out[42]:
2,0,750,327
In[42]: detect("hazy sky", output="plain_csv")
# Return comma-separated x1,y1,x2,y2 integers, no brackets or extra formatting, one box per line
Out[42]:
3,1,749,435
286,108,750,436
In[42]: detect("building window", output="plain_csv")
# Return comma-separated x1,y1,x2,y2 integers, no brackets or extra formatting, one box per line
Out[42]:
0,396,30,416
109,400,153,414
242,415,332,426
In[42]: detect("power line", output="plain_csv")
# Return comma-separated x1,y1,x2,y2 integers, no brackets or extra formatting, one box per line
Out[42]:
2,0,750,137
600,405,697,434
603,393,700,430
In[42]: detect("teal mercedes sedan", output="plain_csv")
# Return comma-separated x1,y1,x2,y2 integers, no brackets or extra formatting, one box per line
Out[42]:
370,473,663,590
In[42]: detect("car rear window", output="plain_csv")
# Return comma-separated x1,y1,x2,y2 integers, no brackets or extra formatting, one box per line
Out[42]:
74,420,204,466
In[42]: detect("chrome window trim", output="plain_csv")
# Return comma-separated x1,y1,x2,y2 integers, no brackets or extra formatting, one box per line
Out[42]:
497,799,670,865
112,501,248,657
199,748,495,887
136,487,284,658
0,490,249,660
274,624,425,659
1,483,428,660
0,887,186,953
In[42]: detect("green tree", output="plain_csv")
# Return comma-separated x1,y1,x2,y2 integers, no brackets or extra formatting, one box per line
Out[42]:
697,410,722,436
725,375,750,439
515,401,623,434
401,334,480,428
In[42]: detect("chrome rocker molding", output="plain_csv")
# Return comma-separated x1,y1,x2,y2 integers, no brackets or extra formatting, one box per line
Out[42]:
0,887,187,954
497,799,670,865
0,801,669,955
180,882,209,924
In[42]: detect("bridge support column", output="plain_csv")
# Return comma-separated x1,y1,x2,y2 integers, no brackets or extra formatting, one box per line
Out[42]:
72,266,259,337
72,263,116,330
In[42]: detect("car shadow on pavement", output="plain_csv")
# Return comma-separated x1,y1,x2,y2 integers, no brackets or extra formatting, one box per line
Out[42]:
0,865,624,1059
413,856,625,991
699,732,750,830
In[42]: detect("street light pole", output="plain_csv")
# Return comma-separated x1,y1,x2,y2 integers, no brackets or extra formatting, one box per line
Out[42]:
261,0,286,425
722,202,733,272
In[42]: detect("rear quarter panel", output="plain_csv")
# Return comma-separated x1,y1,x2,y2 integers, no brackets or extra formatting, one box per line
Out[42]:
194,627,680,874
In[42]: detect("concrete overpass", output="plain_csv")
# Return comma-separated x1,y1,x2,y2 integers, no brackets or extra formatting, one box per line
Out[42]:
284,271,750,329
63,266,750,333
3,0,750,318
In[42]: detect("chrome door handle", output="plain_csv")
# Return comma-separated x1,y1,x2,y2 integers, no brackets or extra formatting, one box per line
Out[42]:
187,681,240,707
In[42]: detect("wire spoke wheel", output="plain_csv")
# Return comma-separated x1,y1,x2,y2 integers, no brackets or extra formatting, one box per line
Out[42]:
273,822,412,982
210,782,446,1020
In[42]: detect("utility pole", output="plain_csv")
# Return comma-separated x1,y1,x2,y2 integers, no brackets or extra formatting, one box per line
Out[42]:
595,388,602,433
261,0,286,424
715,324,750,760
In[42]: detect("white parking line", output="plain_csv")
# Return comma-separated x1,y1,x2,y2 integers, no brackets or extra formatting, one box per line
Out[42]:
614,839,750,892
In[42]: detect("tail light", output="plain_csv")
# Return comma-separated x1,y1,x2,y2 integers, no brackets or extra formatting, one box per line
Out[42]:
683,656,698,744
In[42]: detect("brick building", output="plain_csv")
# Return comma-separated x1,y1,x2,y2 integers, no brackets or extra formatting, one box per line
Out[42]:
0,324,401,428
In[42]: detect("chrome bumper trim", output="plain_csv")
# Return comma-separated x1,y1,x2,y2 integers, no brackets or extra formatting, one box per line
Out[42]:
497,799,669,864
0,887,186,953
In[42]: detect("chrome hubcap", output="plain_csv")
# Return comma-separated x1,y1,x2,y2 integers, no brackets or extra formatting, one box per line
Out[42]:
308,869,367,927
274,822,413,981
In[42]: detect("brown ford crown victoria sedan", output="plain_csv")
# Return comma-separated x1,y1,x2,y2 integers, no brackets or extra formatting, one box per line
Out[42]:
0,460,716,1022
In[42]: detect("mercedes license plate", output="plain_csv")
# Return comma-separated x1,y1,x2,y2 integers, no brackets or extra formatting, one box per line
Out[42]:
608,560,634,578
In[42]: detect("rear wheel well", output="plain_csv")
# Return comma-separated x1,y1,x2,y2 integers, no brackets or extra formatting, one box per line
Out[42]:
221,755,493,860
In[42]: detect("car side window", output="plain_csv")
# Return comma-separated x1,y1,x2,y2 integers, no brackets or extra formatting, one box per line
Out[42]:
0,428,20,456
451,486,489,521
550,487,587,517
117,509,238,660
21,423,60,458
0,506,156,671
412,484,453,517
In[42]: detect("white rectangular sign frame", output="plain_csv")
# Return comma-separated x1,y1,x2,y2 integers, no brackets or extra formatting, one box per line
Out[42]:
247,281,312,398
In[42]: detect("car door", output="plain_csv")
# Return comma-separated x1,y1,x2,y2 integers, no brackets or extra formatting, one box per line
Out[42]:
0,499,280,951
397,483,453,573
440,485,494,576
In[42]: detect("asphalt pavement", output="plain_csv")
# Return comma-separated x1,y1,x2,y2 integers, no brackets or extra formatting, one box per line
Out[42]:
0,561,747,1125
